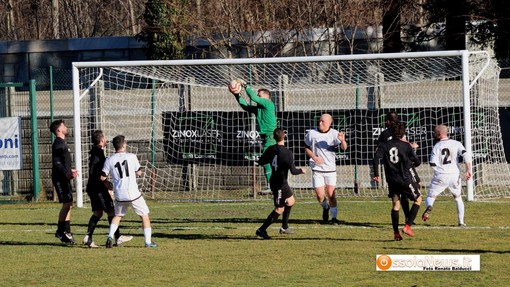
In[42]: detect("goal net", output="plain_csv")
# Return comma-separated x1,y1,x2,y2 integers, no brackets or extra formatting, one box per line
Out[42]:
72,50,510,206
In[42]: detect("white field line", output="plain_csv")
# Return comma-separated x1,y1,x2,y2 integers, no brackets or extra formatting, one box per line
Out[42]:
1,225,508,234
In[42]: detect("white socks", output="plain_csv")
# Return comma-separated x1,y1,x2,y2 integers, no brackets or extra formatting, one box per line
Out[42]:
425,196,465,225
144,228,152,244
425,197,436,209
108,223,118,238
455,197,465,225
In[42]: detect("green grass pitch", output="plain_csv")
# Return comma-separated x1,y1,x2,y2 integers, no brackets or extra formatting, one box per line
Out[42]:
0,197,509,286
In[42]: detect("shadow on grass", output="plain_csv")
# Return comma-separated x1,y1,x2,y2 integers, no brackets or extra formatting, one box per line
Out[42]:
0,221,104,229
151,232,383,242
0,240,77,247
0,222,55,226
145,217,385,229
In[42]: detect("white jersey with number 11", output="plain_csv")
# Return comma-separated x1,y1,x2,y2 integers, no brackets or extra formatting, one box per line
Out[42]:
102,152,142,202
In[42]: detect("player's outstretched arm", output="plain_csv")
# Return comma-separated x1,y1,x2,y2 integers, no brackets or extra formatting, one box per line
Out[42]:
228,79,245,95
257,148,271,166
231,83,257,113
337,131,347,151
289,155,305,175
244,85,261,102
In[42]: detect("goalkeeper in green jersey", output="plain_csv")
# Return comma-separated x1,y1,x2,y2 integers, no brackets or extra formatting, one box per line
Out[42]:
230,80,277,194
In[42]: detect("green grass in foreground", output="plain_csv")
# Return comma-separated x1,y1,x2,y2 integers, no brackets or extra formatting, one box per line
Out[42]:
0,197,509,286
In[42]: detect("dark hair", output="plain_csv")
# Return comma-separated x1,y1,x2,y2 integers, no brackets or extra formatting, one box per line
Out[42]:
385,111,399,124
49,119,64,135
91,130,104,146
390,121,405,139
273,128,285,142
112,135,125,151
258,88,271,97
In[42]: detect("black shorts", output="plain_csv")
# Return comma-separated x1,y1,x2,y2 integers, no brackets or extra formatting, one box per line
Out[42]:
387,180,421,201
272,184,293,207
87,189,114,212
53,178,73,203
410,166,421,183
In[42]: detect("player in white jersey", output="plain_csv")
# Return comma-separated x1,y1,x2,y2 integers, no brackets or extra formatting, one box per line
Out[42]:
305,113,347,225
101,135,157,248
422,124,472,226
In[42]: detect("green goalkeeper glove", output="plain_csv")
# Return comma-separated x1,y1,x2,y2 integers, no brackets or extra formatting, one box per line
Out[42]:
237,79,247,88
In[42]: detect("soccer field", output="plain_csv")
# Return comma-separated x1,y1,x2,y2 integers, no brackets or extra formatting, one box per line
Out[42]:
0,197,509,286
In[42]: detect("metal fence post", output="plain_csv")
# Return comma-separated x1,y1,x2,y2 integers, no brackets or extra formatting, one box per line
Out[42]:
29,79,40,201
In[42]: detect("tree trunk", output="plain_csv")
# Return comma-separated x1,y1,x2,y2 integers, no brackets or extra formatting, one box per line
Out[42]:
7,0,17,40
127,0,137,35
52,0,59,39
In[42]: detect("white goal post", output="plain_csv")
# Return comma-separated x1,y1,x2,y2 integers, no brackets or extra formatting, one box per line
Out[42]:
72,50,510,207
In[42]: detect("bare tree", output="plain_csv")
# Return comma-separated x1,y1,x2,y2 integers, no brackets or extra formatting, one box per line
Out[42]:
0,0,146,40
51,0,59,39
0,0,18,40
5,0,504,60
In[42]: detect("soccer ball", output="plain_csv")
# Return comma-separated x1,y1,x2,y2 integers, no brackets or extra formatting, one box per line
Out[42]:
229,79,242,94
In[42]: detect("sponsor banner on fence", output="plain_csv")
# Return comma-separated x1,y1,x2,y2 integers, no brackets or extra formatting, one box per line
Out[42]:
0,117,22,170
162,107,499,166
376,254,480,271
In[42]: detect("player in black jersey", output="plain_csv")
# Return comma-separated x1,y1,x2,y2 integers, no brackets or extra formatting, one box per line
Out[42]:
50,119,79,244
375,111,421,225
83,130,132,248
255,128,306,239
373,121,422,241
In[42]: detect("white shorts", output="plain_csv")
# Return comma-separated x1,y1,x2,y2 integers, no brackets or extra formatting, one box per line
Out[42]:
114,196,150,217
427,173,462,197
312,171,337,188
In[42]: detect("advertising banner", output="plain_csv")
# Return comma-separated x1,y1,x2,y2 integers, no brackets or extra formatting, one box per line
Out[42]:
0,117,22,170
163,108,499,166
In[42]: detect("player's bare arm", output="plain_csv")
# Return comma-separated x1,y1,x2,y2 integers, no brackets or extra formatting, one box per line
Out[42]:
305,146,324,165
100,172,107,182
401,135,419,149
337,131,347,151
465,162,473,180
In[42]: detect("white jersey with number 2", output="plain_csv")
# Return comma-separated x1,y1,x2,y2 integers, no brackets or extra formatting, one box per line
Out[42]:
429,139,470,175
102,152,142,202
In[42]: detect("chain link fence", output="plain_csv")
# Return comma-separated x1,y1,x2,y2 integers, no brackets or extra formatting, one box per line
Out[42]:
0,68,73,201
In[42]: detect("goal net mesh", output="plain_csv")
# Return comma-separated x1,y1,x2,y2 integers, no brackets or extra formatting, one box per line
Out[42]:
74,52,510,201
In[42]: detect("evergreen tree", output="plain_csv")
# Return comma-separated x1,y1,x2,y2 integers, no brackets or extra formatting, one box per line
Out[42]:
136,0,185,60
